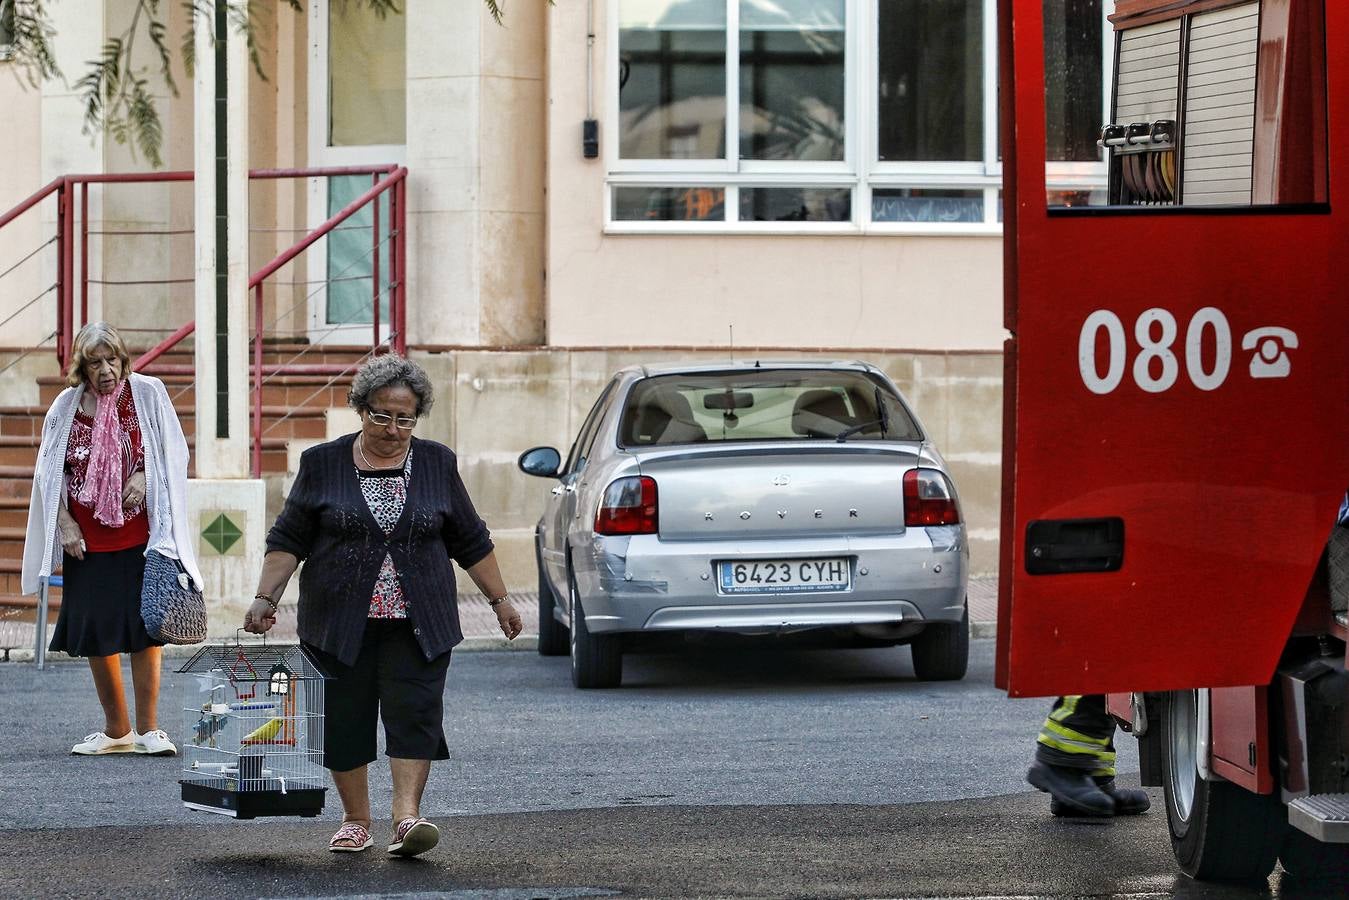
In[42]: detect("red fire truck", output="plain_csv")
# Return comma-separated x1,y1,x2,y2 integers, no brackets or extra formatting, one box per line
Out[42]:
998,0,1346,882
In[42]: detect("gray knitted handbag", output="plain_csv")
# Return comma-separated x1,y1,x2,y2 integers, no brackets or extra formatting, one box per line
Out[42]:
141,549,207,644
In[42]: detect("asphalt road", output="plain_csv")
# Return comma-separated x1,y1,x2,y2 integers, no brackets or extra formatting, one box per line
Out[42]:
0,640,1322,898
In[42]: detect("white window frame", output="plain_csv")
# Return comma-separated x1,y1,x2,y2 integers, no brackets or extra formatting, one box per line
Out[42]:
305,0,407,345
604,0,1114,235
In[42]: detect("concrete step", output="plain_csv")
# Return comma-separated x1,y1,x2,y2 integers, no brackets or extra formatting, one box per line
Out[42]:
0,404,329,442
0,435,292,471
0,437,45,467
38,375,356,409
0,471,36,497
131,343,373,368
0,561,58,600
0,592,59,612
0,498,28,529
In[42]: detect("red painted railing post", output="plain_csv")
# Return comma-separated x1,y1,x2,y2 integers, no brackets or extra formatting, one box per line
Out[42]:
79,182,89,332
61,178,75,365
371,172,381,352
395,171,408,356
388,175,399,354
55,182,66,370
252,282,264,478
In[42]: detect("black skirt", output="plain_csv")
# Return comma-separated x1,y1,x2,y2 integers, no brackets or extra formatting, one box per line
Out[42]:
49,543,159,657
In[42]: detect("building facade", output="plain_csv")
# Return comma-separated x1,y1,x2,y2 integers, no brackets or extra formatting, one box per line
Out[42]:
0,1,1114,591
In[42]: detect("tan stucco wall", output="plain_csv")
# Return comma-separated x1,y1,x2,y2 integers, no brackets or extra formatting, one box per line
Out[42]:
405,2,546,348
2,1,291,352
5,5,1006,593
546,233,1006,349
0,56,46,349
403,347,1003,593
544,2,1006,352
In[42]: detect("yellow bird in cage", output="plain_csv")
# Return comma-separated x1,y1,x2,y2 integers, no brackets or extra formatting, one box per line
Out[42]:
241,717,284,744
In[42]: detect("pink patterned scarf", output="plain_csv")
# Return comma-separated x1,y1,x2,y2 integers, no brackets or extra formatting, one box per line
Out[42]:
77,381,127,527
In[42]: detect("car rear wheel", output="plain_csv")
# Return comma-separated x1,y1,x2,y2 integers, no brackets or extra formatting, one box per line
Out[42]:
909,605,969,681
1160,690,1283,882
569,569,622,689
535,537,568,657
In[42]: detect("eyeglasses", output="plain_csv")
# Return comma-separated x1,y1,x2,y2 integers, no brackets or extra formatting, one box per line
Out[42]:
366,411,417,430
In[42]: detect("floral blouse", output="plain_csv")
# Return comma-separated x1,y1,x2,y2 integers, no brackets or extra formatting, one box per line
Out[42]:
358,445,412,618
65,382,149,552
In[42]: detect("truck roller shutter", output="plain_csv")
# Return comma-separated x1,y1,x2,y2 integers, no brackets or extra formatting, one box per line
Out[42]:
1183,2,1260,206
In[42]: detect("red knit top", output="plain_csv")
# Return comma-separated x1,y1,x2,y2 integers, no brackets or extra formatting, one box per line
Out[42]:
64,383,149,552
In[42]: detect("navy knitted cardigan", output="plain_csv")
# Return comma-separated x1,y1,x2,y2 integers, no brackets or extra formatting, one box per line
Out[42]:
266,433,494,666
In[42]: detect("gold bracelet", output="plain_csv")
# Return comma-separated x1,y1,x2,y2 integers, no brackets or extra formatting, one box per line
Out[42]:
488,595,508,607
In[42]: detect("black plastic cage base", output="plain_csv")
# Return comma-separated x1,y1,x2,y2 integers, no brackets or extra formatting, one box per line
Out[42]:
181,781,326,819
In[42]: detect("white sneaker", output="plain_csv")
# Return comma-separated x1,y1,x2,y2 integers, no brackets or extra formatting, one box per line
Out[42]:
71,731,136,756
133,729,178,756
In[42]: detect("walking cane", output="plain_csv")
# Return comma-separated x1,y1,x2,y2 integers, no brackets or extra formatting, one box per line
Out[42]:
35,575,61,670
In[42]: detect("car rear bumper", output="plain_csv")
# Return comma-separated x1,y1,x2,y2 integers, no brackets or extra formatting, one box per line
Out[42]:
572,526,968,635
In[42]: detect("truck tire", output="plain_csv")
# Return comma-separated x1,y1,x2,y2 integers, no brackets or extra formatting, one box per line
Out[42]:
535,537,569,657
909,606,969,681
1160,690,1284,882
569,569,622,689
1279,828,1349,884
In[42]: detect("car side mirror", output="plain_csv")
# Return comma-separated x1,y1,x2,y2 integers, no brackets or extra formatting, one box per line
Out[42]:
518,446,562,478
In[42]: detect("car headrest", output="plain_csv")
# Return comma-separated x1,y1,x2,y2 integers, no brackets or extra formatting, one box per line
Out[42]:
791,389,851,435
634,388,708,444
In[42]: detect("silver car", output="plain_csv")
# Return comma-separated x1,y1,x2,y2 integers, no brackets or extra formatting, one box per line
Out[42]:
518,362,970,688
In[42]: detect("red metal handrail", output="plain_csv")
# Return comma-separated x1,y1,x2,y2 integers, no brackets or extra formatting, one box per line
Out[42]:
0,178,64,231
0,164,408,478
250,166,408,476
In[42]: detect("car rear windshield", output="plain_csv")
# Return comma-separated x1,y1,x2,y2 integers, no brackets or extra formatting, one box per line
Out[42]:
619,370,923,446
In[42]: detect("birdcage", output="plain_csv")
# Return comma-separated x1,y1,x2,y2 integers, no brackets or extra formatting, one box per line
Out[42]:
177,637,328,819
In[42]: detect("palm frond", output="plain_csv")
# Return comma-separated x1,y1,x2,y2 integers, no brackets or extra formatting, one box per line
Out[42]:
17,0,523,168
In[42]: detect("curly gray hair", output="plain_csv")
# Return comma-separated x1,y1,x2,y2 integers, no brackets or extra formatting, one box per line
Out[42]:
347,354,435,417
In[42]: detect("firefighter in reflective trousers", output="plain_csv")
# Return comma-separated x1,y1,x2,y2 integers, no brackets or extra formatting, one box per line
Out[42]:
1026,695,1152,817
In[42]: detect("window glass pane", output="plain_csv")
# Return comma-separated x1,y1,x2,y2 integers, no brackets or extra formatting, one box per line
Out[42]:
329,3,406,146
876,0,983,162
739,0,845,161
740,188,850,221
326,176,392,325
614,186,726,221
619,0,727,159
872,188,984,223
1043,0,1102,162
1045,188,1106,207
620,370,922,446
0,2,14,48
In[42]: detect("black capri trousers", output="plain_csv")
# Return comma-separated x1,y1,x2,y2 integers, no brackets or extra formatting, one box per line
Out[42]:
306,619,452,772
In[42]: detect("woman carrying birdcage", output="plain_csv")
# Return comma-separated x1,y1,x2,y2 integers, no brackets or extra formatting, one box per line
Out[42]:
243,354,522,857
21,321,202,758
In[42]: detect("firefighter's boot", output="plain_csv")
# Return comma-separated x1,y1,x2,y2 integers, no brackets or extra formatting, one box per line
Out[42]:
1050,778,1151,817
1027,761,1114,816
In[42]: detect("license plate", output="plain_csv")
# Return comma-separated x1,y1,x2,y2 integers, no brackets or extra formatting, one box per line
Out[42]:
716,558,851,595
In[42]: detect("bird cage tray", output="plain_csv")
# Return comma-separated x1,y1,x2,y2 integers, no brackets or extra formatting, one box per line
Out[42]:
178,639,329,820
181,780,326,819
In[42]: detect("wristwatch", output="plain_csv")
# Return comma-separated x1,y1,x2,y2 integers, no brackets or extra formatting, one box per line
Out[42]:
488,594,508,608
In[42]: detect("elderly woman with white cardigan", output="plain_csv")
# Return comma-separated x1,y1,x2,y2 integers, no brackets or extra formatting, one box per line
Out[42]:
21,322,201,757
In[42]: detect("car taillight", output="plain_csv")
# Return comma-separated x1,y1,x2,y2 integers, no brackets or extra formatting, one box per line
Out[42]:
595,476,658,536
903,468,960,526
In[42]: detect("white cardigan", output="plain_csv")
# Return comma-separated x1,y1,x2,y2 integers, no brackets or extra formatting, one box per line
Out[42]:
21,372,203,594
